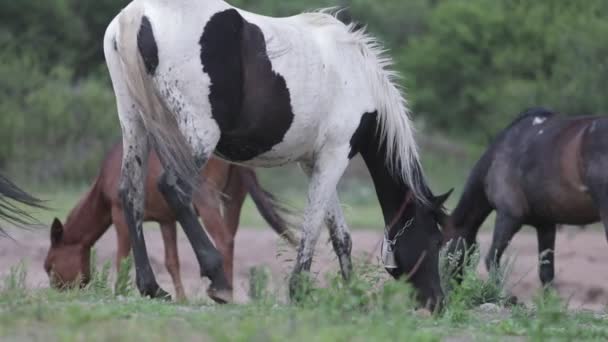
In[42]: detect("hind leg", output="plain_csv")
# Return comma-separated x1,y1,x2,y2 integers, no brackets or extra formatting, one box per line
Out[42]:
105,34,167,298
159,222,186,301
155,90,231,303
290,147,350,300
535,224,556,287
485,212,523,272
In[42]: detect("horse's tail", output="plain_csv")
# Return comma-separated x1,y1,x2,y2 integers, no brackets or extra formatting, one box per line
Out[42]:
348,26,428,204
238,168,298,247
115,3,199,189
0,173,44,234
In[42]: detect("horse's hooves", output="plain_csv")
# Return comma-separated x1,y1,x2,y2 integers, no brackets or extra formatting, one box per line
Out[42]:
505,294,519,306
140,286,172,301
207,287,233,304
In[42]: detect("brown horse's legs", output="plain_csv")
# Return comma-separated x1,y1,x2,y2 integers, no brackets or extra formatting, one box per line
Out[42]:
220,167,248,286
485,212,522,272
112,206,132,272
159,222,186,301
535,224,556,287
197,204,234,287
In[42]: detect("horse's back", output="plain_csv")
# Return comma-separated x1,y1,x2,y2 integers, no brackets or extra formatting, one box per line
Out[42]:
486,112,601,223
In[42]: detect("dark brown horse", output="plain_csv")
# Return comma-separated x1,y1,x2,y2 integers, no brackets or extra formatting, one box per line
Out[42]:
444,108,608,288
44,143,296,300
0,173,42,234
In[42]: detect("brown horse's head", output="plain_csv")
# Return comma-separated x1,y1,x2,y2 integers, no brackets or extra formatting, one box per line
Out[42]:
44,218,91,289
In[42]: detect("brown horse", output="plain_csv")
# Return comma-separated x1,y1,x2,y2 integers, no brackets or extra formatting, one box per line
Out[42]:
444,108,608,288
44,143,296,300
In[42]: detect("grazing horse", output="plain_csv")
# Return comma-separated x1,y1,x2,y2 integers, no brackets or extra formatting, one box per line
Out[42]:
104,0,447,307
0,173,42,234
443,107,608,288
44,142,296,300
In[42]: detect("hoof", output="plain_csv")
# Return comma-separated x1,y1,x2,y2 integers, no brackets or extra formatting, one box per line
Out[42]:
505,294,519,306
207,286,232,304
414,308,433,318
141,286,172,301
288,273,313,303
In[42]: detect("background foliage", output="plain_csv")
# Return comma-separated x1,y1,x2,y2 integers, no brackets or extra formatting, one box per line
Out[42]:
1,0,607,185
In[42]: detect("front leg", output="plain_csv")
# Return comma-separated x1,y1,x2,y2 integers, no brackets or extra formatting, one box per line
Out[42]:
535,224,556,287
290,147,350,300
485,212,523,273
325,193,353,281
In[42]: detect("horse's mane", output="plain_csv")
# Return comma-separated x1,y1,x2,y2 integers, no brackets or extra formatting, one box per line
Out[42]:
0,173,43,235
302,8,427,204
507,107,556,130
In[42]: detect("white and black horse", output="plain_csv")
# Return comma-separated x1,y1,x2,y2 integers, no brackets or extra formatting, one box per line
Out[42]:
104,0,448,307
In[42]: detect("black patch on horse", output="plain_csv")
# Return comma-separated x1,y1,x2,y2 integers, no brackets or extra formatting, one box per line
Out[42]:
137,16,159,75
200,9,294,162
349,112,378,159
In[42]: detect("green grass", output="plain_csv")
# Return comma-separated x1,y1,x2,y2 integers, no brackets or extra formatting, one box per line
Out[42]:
0,258,606,342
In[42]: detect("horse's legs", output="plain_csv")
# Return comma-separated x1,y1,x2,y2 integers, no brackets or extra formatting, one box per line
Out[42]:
111,206,132,273
290,147,350,299
154,94,231,303
300,164,352,279
214,166,248,287
196,200,235,287
105,37,166,298
535,223,556,287
485,212,522,272
159,222,186,301
597,197,608,243
325,193,353,281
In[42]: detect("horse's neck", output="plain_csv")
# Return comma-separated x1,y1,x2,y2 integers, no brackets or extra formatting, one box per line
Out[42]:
451,161,492,239
359,135,416,230
63,181,112,248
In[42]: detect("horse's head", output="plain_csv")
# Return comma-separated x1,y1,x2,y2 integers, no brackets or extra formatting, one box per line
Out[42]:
44,218,91,289
386,189,452,311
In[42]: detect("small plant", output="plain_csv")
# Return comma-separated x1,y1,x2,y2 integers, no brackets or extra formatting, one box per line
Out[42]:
525,289,571,341
115,255,135,297
86,249,113,296
249,266,271,302
2,261,27,294
439,239,514,318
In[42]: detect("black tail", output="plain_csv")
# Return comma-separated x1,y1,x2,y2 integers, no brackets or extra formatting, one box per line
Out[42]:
238,168,298,247
0,173,44,235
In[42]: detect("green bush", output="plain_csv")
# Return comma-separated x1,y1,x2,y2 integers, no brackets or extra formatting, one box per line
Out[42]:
402,0,608,141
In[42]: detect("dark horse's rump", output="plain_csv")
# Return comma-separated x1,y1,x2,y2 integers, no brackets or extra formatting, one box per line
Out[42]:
444,107,608,288
0,173,42,234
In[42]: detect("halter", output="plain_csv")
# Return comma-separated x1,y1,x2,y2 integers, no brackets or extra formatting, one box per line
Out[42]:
381,192,415,269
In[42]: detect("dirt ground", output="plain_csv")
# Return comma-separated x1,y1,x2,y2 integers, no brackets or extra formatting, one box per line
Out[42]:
1,225,607,310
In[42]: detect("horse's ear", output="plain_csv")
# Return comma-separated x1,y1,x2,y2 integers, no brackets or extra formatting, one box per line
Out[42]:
434,189,454,208
50,218,64,246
